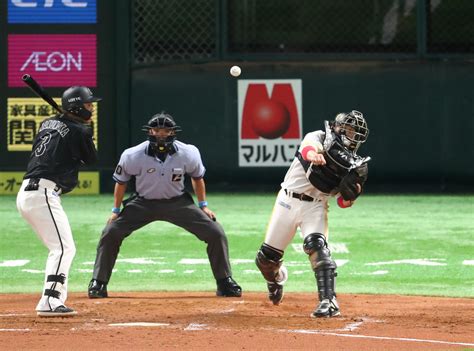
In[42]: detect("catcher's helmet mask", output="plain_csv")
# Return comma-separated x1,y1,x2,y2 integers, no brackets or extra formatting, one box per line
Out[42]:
61,86,101,120
333,110,369,151
142,112,182,154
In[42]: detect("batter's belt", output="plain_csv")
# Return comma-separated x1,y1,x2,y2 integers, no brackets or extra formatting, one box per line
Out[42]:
24,178,62,195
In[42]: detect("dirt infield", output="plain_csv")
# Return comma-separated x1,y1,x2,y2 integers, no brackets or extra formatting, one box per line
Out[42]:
0,292,473,350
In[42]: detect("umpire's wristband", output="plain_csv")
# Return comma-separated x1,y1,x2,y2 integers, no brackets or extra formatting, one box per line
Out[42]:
111,207,121,214
198,201,208,208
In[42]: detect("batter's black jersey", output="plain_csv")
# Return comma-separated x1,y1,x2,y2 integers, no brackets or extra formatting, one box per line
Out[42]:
23,115,97,194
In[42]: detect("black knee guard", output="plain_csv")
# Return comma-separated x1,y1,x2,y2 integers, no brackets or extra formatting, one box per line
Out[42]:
255,244,284,283
303,233,337,301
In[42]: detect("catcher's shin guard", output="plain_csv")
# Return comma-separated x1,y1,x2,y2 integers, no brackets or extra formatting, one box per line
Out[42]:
303,233,340,317
255,244,284,283
255,244,287,305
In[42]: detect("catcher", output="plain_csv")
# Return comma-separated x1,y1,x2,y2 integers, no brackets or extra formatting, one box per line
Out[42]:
255,110,370,318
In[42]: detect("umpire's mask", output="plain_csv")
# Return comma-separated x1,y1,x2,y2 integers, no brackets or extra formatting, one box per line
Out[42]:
142,112,182,154
334,110,369,152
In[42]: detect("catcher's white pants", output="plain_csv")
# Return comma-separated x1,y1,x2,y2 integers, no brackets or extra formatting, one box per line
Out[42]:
16,179,76,311
264,188,329,251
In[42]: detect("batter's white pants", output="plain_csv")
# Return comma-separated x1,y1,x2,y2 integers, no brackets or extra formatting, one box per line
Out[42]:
16,179,76,311
264,189,329,252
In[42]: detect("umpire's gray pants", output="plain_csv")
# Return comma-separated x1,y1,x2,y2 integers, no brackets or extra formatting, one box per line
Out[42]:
92,193,232,283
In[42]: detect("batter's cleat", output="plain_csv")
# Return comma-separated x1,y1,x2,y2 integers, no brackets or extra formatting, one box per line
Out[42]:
311,297,340,318
88,279,108,298
216,276,242,297
37,305,77,317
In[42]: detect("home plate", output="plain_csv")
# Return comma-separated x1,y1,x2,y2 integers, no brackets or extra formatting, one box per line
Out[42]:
109,322,170,327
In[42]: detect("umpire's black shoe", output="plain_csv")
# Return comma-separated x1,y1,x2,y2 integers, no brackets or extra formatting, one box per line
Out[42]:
216,276,242,297
88,279,108,298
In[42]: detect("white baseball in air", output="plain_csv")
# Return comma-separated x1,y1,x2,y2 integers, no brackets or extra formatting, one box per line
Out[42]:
230,65,241,77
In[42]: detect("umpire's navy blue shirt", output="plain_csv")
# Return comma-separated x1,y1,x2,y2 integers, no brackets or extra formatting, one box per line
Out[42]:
113,140,205,199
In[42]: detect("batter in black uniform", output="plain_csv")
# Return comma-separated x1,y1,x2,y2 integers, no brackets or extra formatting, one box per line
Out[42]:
16,86,100,317
88,112,242,299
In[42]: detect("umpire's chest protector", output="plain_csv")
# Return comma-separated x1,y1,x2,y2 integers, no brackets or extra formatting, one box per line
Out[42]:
297,123,359,194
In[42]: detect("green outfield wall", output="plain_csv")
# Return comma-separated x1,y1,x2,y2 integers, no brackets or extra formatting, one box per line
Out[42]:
0,0,472,194
129,60,474,192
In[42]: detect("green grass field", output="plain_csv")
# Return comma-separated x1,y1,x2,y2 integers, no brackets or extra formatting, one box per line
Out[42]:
1,194,473,297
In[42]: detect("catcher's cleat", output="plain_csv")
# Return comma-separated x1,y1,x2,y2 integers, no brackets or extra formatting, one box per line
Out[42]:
267,282,284,305
267,265,288,305
311,297,340,318
216,276,242,297
88,279,108,298
37,305,77,317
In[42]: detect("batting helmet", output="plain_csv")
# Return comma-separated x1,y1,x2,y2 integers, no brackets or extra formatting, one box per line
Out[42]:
61,86,102,120
333,110,369,151
142,112,182,153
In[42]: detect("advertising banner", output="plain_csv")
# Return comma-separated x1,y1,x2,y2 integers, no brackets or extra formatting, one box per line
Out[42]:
0,172,99,195
8,34,97,87
7,97,98,151
237,79,302,167
8,0,97,23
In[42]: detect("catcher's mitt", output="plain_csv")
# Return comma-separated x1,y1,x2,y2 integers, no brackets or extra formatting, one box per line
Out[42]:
339,163,368,201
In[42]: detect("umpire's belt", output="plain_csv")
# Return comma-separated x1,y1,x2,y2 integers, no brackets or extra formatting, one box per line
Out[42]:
24,178,62,195
284,189,320,202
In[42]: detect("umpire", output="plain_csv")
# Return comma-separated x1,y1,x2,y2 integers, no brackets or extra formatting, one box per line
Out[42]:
88,112,242,298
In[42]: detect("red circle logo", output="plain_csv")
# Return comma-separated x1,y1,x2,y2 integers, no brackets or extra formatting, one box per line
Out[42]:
250,100,290,139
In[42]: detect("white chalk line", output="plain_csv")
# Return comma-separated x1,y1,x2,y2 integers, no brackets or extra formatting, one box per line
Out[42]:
219,308,235,314
365,258,446,266
211,300,242,315
109,322,170,327
184,323,208,331
0,260,30,267
338,320,365,331
5,256,473,276
285,329,474,347
3,316,472,347
0,328,30,332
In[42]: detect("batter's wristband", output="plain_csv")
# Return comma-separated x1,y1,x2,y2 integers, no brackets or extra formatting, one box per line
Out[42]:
111,207,121,214
198,201,208,208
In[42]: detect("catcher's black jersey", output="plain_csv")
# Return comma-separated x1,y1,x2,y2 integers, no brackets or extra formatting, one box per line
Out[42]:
23,115,97,193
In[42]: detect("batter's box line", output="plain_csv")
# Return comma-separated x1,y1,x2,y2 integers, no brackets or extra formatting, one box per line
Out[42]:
281,329,474,347
209,300,245,315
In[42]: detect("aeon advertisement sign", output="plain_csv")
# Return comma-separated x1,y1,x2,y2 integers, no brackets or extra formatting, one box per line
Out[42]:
238,80,303,167
8,34,97,87
8,0,97,23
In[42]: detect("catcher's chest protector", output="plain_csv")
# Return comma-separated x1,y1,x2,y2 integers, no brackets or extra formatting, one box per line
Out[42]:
298,124,364,194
